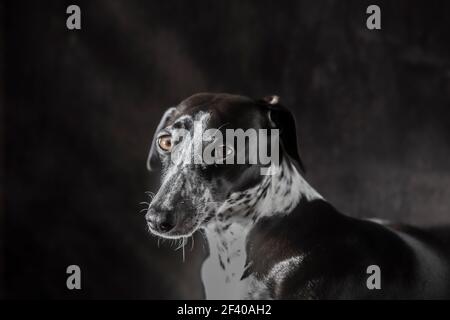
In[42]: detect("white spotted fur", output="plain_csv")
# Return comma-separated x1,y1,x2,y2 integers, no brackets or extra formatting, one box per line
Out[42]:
149,110,323,298
201,161,322,299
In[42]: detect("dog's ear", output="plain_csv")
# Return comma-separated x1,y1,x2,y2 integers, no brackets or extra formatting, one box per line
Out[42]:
259,95,306,173
146,107,177,171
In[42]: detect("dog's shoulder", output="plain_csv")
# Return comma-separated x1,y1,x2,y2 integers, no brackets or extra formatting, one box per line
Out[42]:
245,199,427,299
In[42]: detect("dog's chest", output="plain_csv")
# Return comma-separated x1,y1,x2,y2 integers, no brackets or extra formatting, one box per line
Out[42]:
201,224,258,299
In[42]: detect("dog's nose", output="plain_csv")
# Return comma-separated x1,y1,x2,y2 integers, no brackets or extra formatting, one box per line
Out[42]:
146,208,176,233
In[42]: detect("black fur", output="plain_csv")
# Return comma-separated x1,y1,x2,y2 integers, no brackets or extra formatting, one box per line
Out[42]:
147,93,450,299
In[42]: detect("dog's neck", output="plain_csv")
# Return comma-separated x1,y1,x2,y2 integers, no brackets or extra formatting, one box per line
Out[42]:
201,160,322,299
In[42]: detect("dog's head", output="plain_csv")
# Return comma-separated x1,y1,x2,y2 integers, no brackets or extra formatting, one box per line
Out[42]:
145,93,304,238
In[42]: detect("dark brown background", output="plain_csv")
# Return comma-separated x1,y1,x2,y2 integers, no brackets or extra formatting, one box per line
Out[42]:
3,0,450,298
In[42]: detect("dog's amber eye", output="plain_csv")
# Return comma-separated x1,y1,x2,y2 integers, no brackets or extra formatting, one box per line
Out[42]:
158,134,172,152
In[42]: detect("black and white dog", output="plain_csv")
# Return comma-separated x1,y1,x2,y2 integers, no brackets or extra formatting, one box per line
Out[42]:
145,93,450,299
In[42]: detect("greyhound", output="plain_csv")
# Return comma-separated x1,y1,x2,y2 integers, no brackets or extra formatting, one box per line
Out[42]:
145,93,450,299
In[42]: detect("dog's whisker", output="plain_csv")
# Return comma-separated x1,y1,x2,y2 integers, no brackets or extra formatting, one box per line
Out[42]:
182,237,186,262
173,237,187,262
175,238,183,250
144,192,156,202
190,234,195,251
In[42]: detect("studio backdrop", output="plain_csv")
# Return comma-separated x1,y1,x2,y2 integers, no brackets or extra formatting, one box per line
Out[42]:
3,0,450,299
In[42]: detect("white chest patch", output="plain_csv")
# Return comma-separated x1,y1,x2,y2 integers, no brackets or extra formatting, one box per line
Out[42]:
201,223,250,299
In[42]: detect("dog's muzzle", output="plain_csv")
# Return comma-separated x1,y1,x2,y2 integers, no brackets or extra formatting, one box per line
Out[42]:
146,207,176,234
145,198,200,238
